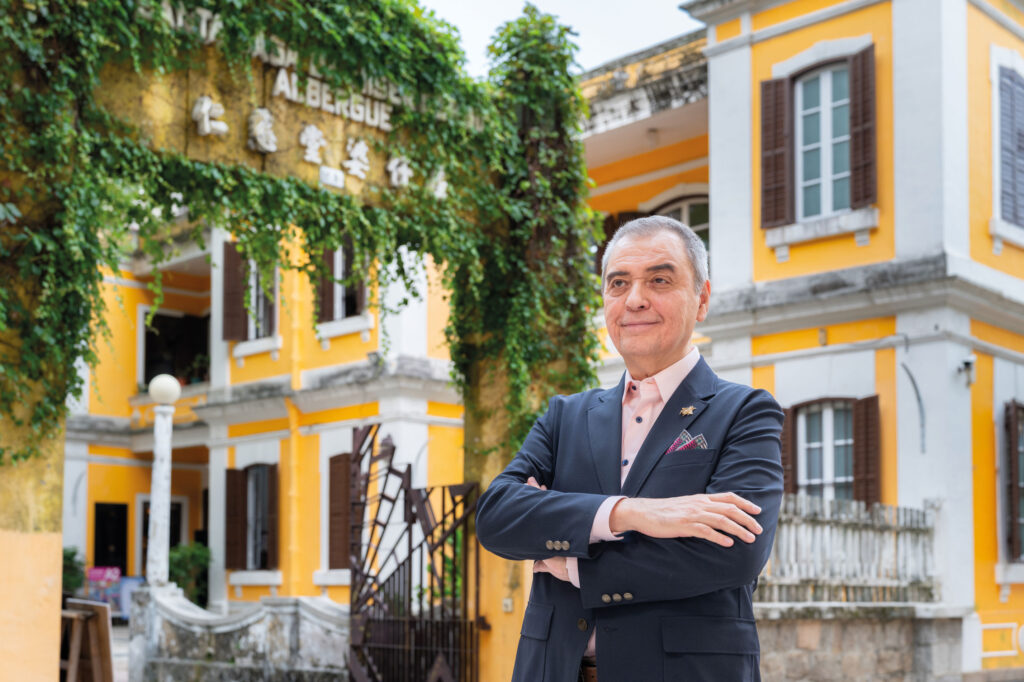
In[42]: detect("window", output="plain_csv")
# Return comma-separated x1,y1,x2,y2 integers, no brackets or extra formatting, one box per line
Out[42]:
780,395,879,503
225,464,278,570
317,245,365,323
222,242,276,342
658,197,710,251
1005,401,1024,560
142,311,209,385
760,44,875,229
795,67,850,219
797,401,854,500
246,266,275,341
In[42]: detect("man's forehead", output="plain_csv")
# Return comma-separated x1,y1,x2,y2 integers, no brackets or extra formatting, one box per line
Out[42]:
606,232,688,269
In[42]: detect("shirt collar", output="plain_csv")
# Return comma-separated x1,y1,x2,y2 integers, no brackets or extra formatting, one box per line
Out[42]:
622,346,701,405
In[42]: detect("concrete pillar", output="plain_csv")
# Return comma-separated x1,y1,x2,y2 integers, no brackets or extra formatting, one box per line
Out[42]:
145,404,175,585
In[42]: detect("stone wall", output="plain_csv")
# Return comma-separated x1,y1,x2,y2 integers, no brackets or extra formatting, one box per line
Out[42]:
756,605,964,682
130,585,348,681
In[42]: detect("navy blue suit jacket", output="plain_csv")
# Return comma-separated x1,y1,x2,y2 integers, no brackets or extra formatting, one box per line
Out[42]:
476,358,784,682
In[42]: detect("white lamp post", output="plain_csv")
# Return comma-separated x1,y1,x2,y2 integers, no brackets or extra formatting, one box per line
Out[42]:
146,374,181,586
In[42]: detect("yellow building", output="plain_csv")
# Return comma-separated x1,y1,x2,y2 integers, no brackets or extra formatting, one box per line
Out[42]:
579,0,1024,674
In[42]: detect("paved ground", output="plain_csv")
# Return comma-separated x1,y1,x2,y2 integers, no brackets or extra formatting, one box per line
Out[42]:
112,623,129,682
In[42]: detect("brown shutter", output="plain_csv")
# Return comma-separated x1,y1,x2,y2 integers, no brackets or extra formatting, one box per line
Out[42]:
266,464,279,569
761,77,793,228
852,394,881,504
849,44,877,209
780,407,797,494
264,274,276,337
225,468,247,570
329,453,351,569
318,249,336,323
1007,401,1022,561
223,243,248,341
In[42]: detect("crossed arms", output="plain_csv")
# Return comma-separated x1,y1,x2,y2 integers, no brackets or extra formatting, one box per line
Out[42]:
475,388,784,608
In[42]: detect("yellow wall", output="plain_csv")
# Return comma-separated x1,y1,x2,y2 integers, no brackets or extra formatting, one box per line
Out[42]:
428,402,464,487
752,0,850,31
0,530,62,681
85,453,204,575
968,3,1024,280
716,17,742,42
750,1,895,281
752,317,896,356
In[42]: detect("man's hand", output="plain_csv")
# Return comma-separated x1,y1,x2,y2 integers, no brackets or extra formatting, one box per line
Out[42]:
525,476,571,582
609,492,763,546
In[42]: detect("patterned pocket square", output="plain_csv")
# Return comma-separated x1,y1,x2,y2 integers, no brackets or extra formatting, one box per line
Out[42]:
667,429,709,453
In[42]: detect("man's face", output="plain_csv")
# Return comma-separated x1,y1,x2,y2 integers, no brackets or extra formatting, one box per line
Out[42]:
602,231,710,378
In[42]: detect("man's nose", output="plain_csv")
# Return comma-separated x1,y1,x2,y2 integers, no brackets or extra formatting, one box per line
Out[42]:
625,282,648,310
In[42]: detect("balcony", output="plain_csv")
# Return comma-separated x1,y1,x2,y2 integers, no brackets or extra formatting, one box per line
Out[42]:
757,494,935,604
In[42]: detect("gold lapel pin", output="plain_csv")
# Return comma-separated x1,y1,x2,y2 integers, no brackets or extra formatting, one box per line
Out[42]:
680,405,695,416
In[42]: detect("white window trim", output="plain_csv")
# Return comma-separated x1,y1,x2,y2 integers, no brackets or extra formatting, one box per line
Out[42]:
795,68,851,222
990,44,1024,252
771,34,872,80
228,569,282,586
316,312,374,350
796,402,854,502
133,492,189,577
232,263,280,363
312,569,352,586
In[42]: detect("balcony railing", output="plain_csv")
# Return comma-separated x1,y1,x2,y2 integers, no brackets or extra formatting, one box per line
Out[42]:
756,494,935,603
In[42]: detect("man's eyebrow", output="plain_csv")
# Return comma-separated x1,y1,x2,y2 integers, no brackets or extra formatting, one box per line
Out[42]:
605,263,677,283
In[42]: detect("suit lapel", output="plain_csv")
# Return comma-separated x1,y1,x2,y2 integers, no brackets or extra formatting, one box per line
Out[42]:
620,358,719,497
587,376,625,495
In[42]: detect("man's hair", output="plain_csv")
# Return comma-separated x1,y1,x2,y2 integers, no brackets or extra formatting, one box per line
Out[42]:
600,215,709,293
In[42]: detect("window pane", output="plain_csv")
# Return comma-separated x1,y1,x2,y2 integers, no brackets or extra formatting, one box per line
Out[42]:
802,76,820,110
688,202,709,227
807,444,823,480
803,148,821,181
832,103,849,138
833,140,850,175
834,482,854,500
832,68,849,102
833,177,850,211
803,184,821,216
802,112,820,146
664,208,682,221
835,443,853,479
834,406,852,440
806,483,824,498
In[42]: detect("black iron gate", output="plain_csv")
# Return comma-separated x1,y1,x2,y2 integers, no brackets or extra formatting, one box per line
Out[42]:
347,425,480,682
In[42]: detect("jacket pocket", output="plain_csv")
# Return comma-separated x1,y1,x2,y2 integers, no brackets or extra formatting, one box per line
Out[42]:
661,615,759,655
512,602,553,681
521,601,554,639
659,448,718,468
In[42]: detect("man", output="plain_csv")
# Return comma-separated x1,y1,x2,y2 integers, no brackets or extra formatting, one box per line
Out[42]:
475,216,784,681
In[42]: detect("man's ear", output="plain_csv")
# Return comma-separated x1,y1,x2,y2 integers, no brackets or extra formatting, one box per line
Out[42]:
696,280,711,322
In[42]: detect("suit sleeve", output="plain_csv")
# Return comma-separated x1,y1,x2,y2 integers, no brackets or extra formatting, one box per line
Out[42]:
476,395,611,561
575,388,784,609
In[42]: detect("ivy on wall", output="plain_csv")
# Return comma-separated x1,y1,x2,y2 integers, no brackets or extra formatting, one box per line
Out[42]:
0,0,601,463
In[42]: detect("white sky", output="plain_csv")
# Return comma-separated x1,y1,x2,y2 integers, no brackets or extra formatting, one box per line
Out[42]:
417,1,704,78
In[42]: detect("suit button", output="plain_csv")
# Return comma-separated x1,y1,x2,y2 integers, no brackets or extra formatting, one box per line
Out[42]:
612,593,622,602
545,540,554,550
601,594,611,603
577,618,588,631
624,592,633,600
561,541,570,550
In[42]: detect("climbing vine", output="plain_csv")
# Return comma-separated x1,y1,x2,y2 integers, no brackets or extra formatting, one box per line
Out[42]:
0,0,601,463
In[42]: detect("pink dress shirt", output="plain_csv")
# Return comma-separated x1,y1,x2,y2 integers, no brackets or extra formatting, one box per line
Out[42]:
534,347,701,657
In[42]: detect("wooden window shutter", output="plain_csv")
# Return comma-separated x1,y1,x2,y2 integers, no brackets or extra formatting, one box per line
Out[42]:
849,44,877,209
329,453,352,569
317,249,336,324
852,394,881,504
999,68,1024,226
266,463,279,569
780,407,797,494
342,240,367,315
1007,401,1023,561
760,77,793,228
224,469,247,570
222,243,248,341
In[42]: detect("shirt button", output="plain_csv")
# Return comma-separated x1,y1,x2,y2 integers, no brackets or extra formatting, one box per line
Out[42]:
545,540,554,550
622,459,629,466
630,385,636,391
635,416,642,423
624,592,634,601
613,593,622,602
601,594,612,603
577,618,588,631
